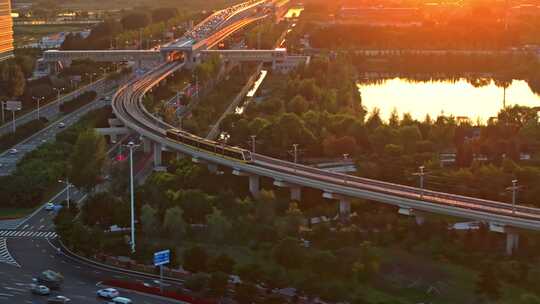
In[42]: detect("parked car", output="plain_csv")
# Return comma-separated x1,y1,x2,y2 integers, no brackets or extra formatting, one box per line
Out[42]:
111,297,132,304
47,295,71,303
30,284,50,295
45,203,55,211
97,288,119,299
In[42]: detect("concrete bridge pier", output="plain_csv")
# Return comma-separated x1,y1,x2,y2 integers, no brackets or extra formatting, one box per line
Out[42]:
249,175,260,198
153,142,162,167
506,232,520,256
273,180,302,201
207,163,218,173
232,169,260,198
142,138,152,153
323,192,351,222
490,223,520,256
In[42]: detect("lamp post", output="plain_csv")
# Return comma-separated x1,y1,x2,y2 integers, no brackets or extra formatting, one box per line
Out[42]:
292,144,299,164
343,153,349,185
58,178,72,209
32,96,45,119
506,179,521,215
413,165,427,200
124,140,140,253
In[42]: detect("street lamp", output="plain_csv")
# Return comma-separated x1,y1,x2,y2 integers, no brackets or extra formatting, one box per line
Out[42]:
506,179,521,215
343,153,349,185
413,165,427,200
53,87,64,101
123,140,140,254
58,178,72,209
292,144,299,164
32,96,45,119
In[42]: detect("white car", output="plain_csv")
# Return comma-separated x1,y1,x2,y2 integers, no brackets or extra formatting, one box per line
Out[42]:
8,148,17,155
97,288,120,299
58,123,66,128
45,203,55,211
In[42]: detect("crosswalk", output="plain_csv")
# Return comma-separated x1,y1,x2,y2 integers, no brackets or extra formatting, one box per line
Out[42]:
0,238,20,267
0,219,22,230
0,230,57,238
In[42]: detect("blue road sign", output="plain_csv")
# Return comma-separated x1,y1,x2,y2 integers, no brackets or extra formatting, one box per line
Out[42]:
154,249,170,266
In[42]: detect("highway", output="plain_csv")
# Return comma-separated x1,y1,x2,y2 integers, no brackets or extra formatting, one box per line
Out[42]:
0,92,115,176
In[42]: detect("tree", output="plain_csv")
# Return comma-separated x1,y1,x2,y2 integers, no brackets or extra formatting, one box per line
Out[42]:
140,204,159,237
255,189,277,224
208,272,229,298
2,62,25,97
475,264,501,300
206,208,232,243
184,273,209,292
273,237,304,269
163,206,186,241
68,129,106,192
288,95,309,114
234,283,258,303
183,246,208,273
121,12,150,30
151,7,178,22
209,253,236,274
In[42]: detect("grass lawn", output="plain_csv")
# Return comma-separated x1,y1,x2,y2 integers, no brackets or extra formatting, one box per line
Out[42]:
0,208,36,220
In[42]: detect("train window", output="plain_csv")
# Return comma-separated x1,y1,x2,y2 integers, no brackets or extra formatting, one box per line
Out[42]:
199,141,215,152
243,151,252,161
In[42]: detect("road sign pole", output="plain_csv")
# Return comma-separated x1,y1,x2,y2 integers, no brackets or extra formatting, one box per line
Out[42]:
160,265,163,294
11,110,15,133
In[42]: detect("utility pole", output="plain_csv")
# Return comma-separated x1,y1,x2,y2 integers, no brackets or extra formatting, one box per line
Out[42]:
343,153,349,185
291,144,299,164
250,135,256,153
506,179,521,215
413,165,427,200
124,141,140,253
58,178,72,209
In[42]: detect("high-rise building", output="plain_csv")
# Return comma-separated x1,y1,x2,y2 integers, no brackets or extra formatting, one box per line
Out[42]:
0,0,14,61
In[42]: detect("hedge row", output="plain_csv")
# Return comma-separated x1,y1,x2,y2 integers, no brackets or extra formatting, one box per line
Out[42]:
104,279,213,304
0,118,48,153
60,91,97,114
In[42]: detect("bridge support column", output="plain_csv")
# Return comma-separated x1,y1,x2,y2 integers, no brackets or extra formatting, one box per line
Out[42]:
323,192,351,222
273,180,302,201
249,175,260,198
506,232,520,256
153,142,162,167
338,199,351,222
142,138,152,153
208,163,218,173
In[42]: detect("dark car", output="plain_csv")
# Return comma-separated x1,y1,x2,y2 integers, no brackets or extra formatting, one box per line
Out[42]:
47,295,71,303
37,270,64,290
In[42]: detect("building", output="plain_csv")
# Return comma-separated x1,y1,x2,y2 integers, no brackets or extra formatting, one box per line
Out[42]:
273,54,310,73
38,30,90,50
0,0,14,61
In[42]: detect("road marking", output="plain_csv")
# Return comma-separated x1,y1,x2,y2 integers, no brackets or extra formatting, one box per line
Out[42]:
0,238,20,267
0,230,57,239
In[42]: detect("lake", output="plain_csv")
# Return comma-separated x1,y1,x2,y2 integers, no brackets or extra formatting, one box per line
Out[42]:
357,78,540,123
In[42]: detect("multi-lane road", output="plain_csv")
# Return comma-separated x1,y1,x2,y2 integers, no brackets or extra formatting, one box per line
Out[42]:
0,149,182,304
